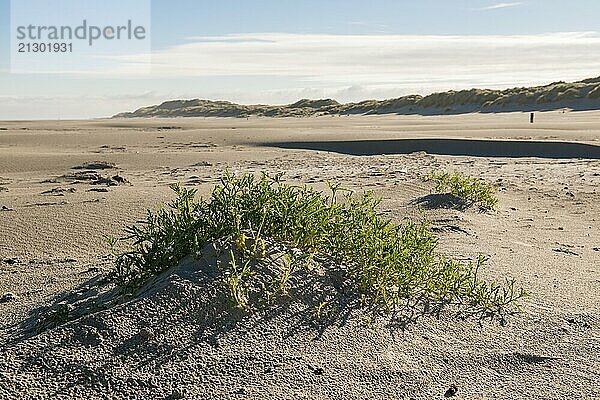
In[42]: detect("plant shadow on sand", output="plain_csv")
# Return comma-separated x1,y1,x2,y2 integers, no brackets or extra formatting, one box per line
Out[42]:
412,193,470,211
16,236,504,351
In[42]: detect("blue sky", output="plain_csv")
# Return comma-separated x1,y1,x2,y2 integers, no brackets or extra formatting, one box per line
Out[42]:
146,0,600,38
1,0,600,119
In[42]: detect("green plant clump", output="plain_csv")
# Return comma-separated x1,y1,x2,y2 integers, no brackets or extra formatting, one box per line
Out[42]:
110,173,524,319
427,170,499,209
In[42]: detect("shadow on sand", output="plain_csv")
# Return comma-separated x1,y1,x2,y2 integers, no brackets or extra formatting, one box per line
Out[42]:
413,193,470,211
266,138,600,159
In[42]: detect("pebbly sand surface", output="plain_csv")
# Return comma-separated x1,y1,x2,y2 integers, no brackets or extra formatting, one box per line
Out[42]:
0,111,599,399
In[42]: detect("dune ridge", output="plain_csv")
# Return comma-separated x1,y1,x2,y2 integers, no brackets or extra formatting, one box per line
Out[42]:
114,77,600,118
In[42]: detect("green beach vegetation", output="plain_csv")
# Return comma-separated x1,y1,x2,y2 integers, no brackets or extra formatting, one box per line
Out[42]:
109,173,524,321
427,170,499,210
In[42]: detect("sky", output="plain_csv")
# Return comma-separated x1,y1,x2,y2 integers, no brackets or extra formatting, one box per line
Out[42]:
1,0,600,119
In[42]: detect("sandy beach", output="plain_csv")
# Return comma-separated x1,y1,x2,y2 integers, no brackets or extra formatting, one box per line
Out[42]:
0,111,599,399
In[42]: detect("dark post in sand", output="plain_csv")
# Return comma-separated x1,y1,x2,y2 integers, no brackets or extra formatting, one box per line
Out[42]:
530,112,534,123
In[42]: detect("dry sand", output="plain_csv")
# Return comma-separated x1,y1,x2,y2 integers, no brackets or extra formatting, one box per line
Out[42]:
0,111,599,399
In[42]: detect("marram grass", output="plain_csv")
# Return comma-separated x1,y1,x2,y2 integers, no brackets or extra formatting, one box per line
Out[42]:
427,170,499,210
109,172,525,321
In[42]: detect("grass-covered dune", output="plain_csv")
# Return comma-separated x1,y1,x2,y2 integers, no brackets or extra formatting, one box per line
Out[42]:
114,76,600,118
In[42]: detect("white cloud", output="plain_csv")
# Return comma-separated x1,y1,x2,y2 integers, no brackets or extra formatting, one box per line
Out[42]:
0,93,162,120
104,32,600,87
5,31,600,119
478,2,523,10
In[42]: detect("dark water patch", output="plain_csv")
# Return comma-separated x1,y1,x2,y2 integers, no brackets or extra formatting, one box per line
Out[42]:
267,138,600,159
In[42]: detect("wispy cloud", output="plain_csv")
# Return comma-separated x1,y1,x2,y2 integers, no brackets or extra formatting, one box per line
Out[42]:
103,32,600,86
0,93,161,120
345,21,390,31
477,2,523,10
6,31,600,119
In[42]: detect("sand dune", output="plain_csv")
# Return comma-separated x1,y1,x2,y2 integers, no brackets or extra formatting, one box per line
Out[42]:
114,77,600,118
